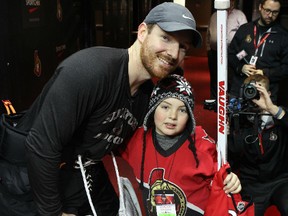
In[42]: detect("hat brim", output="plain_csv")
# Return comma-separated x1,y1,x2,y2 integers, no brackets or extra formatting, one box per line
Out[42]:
158,22,202,48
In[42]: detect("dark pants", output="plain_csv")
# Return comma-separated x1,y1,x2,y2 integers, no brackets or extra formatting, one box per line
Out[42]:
242,178,288,216
60,161,119,216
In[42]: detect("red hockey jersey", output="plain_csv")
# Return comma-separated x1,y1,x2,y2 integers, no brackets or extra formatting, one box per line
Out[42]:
204,163,255,216
121,126,217,215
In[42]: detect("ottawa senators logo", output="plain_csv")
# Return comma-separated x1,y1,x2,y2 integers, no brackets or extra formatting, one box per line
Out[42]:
269,131,278,141
245,35,252,43
147,168,187,216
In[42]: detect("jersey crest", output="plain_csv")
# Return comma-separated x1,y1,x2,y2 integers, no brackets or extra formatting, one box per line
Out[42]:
147,168,187,216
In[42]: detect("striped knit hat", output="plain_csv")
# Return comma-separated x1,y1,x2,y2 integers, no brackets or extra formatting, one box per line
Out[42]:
143,74,196,134
139,75,198,189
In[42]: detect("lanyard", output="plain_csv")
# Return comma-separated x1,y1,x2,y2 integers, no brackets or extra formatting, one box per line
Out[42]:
258,133,264,155
253,25,271,51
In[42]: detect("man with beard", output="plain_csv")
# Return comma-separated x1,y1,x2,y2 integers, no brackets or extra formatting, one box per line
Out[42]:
228,0,288,103
22,2,202,216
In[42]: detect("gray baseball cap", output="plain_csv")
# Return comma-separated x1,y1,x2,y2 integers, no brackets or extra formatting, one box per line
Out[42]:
144,2,202,48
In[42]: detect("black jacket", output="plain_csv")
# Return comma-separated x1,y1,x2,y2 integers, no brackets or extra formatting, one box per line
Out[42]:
228,108,288,185
228,19,288,102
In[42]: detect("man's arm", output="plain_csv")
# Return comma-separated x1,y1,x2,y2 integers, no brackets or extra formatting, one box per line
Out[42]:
27,150,62,215
26,64,98,215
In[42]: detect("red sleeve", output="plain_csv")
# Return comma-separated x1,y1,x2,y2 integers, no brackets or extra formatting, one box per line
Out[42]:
119,128,144,177
194,126,218,172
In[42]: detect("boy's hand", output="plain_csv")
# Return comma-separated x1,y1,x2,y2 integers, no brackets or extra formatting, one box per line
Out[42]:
223,172,241,194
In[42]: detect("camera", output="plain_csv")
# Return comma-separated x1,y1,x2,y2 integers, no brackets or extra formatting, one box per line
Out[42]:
228,80,259,114
241,80,260,100
204,80,260,113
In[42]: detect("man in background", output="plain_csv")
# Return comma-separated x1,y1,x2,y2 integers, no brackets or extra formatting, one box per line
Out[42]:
228,0,288,103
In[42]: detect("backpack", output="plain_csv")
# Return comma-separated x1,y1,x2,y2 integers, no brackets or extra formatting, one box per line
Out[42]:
0,100,142,216
0,100,38,216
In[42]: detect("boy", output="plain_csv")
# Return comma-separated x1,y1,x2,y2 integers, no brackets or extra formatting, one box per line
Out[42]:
228,74,288,215
121,74,241,215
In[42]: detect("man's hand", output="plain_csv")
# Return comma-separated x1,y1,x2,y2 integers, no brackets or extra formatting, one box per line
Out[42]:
241,64,257,76
253,69,264,75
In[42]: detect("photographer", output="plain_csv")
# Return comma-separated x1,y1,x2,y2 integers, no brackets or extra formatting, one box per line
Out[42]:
228,74,288,215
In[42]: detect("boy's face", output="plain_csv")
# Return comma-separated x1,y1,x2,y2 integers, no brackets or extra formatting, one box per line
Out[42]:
256,80,268,90
248,80,269,91
154,98,189,136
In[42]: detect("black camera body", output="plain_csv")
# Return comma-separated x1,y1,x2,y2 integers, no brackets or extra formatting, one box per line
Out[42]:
228,80,259,114
204,80,260,114
241,80,260,100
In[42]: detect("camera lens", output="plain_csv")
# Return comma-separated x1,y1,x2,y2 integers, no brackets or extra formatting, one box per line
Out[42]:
243,84,259,100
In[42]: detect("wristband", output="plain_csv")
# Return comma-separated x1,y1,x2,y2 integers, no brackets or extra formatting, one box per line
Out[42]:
274,106,283,119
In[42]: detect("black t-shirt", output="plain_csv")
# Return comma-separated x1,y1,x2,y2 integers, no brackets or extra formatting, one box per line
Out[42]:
25,46,153,215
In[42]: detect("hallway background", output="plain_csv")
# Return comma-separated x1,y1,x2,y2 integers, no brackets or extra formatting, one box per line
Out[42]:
0,1,286,215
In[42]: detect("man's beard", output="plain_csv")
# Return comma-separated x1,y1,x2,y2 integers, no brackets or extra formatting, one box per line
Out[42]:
259,16,275,27
140,39,176,79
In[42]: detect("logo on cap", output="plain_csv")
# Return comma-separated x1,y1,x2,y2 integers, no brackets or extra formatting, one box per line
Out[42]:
182,14,193,21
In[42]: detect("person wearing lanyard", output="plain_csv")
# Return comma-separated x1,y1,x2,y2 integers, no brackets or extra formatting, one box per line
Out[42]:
228,74,288,216
228,0,288,103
